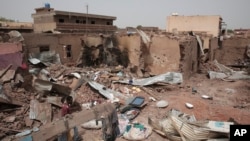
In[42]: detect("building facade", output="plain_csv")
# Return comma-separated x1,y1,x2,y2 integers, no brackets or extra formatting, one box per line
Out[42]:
32,7,117,33
167,15,222,37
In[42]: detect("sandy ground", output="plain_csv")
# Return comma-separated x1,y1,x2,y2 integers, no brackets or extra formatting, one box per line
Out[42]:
79,73,250,141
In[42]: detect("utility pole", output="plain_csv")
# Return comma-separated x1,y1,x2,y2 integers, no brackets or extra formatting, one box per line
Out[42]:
85,4,88,35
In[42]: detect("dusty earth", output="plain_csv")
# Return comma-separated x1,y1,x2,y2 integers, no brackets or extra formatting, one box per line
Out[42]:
79,73,250,141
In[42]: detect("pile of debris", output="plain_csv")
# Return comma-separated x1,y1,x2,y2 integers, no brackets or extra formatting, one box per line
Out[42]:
149,109,233,141
0,41,183,141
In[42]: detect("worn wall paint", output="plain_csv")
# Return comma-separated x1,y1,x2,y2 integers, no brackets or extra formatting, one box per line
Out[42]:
209,37,219,61
167,15,221,37
148,36,180,74
23,33,199,79
179,37,199,79
116,35,141,67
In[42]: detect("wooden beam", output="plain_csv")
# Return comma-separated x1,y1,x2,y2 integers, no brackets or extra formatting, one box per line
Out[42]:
0,64,12,78
16,103,115,141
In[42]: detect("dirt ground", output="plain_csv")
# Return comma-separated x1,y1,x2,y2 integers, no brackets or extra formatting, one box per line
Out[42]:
79,73,250,141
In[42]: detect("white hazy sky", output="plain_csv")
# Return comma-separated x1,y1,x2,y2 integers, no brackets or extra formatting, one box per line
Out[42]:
0,0,249,29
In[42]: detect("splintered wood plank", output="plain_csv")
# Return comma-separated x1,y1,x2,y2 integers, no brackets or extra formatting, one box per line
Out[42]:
16,103,115,141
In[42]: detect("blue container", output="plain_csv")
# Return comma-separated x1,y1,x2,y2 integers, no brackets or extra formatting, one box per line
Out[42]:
45,3,50,8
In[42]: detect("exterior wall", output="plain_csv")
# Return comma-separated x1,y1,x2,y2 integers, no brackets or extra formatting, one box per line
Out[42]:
179,38,199,79
22,33,85,63
22,33,199,79
147,36,180,74
209,37,219,61
201,36,212,49
33,23,56,33
55,15,113,25
167,15,221,37
214,38,250,65
116,35,141,67
32,8,116,33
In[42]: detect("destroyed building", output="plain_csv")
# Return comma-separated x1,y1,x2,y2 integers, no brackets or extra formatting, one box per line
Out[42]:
32,5,117,33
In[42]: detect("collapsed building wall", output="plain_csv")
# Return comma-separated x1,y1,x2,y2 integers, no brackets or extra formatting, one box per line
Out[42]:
22,33,85,64
209,37,219,61
179,37,199,79
116,34,199,79
213,37,250,65
116,35,141,67
22,33,199,79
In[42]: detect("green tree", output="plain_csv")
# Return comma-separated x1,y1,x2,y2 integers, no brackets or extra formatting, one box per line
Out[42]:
0,17,15,22
227,29,234,34
136,25,142,30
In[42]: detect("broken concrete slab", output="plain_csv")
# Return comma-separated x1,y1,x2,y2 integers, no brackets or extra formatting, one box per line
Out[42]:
46,96,63,107
1,69,15,83
33,79,72,95
0,64,12,78
29,99,52,124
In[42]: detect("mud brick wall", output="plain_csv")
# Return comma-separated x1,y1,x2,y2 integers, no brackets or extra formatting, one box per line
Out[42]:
116,35,141,67
147,36,180,75
22,33,85,63
23,33,200,79
179,37,199,79
214,37,250,65
209,37,219,61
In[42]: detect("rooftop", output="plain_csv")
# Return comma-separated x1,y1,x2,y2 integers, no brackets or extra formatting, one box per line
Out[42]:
33,7,116,20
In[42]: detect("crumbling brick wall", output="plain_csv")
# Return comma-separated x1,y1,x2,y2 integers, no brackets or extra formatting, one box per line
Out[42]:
179,37,199,79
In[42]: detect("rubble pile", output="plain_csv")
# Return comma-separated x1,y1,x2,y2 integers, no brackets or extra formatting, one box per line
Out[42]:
0,30,250,141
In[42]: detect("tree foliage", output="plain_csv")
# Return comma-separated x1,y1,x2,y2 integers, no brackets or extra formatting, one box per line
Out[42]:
227,29,234,33
0,17,15,22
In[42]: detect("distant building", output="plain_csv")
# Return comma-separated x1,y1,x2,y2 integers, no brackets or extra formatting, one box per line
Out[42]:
234,29,250,36
140,26,159,33
0,21,33,33
32,6,117,33
167,15,223,37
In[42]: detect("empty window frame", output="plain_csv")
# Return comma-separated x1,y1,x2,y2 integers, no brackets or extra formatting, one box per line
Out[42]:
91,21,95,24
63,45,72,58
59,19,64,23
